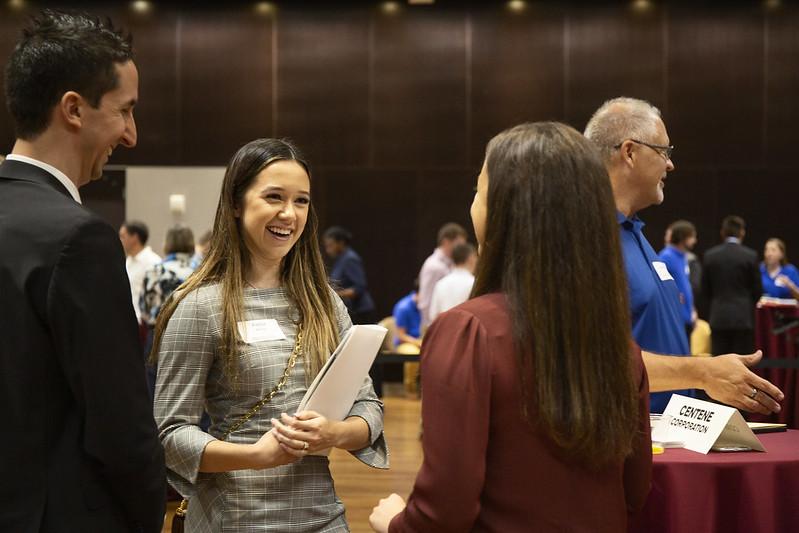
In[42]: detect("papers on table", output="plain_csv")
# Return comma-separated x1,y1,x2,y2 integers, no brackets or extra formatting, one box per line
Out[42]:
747,422,787,434
758,296,798,307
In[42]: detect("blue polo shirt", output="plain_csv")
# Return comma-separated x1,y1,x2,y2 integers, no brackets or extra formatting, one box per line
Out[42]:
658,245,693,326
393,292,421,346
760,263,799,299
618,212,693,413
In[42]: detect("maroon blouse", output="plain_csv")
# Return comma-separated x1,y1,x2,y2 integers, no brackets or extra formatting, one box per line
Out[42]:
389,292,652,533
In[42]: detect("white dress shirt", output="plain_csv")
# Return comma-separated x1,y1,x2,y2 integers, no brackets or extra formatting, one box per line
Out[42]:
5,154,81,203
428,267,475,322
126,246,162,322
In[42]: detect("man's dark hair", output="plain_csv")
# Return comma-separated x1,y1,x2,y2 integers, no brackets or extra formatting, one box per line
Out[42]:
123,220,149,246
323,226,352,246
164,226,195,255
437,222,467,245
668,220,696,246
451,242,475,266
4,10,133,139
721,215,746,239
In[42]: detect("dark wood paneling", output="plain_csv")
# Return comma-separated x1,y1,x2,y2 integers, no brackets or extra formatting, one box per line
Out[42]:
470,4,566,164
372,6,468,168
315,169,419,318
277,6,370,167
112,5,180,165
765,5,799,168
567,4,666,131
667,6,764,169
178,7,274,165
0,6,34,153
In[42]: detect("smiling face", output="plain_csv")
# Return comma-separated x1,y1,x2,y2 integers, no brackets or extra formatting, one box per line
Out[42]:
632,118,674,210
238,160,311,267
79,60,138,186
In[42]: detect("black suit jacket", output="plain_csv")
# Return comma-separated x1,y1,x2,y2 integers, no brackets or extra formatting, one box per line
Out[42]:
0,160,165,532
702,241,762,331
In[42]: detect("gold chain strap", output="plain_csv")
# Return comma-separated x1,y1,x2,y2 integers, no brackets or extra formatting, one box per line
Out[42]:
175,326,303,519
223,328,304,439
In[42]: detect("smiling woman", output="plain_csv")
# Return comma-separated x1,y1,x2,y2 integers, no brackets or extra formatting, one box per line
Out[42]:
151,138,388,532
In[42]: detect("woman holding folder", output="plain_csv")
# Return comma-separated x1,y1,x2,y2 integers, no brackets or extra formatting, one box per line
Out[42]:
370,123,652,532
153,138,387,532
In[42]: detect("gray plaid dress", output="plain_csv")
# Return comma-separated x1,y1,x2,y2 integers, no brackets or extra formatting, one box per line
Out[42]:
154,284,389,532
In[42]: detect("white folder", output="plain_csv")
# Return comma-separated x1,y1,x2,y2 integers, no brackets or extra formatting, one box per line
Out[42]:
297,324,387,422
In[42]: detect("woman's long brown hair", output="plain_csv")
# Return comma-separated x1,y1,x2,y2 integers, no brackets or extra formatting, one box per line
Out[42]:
472,122,638,467
150,138,339,385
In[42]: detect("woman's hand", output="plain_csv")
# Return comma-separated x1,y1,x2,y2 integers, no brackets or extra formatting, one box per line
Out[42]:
369,493,406,532
271,411,342,457
250,429,298,469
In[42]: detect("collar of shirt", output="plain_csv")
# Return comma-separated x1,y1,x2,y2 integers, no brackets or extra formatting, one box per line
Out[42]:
725,237,741,244
433,247,454,268
5,154,81,204
133,246,156,262
665,244,686,259
616,211,645,233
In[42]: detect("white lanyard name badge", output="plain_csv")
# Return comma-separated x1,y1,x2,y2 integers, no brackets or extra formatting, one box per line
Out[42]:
237,319,287,344
652,394,765,454
652,261,674,282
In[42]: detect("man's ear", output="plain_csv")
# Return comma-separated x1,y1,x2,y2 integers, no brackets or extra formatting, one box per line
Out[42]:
619,140,636,168
59,91,84,130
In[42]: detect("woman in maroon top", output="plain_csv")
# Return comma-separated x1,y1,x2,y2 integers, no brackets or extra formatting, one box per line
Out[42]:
370,122,652,532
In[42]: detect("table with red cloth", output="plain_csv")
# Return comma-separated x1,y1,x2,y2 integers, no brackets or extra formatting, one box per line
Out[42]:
752,303,799,428
630,430,799,533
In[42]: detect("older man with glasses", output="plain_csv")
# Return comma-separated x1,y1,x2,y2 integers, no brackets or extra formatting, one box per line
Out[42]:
585,96,783,415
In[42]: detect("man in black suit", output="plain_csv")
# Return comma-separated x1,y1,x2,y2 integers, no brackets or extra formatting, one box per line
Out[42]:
0,11,165,532
703,216,763,356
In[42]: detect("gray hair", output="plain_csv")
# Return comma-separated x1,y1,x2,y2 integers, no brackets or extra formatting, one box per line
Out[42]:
584,97,662,162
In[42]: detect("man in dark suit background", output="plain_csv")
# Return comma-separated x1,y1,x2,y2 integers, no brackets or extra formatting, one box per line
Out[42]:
702,216,763,356
0,11,165,532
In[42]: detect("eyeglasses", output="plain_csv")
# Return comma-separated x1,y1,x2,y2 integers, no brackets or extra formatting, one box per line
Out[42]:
614,139,674,161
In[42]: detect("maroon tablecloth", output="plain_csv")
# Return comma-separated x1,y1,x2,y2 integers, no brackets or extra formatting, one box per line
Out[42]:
751,304,799,428
630,430,799,533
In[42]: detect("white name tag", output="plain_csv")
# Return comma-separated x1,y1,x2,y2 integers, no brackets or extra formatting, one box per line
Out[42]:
237,319,287,344
652,261,674,281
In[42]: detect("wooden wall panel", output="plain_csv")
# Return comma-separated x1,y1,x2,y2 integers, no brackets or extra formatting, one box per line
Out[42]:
277,6,371,167
178,7,273,165
765,5,799,168
667,6,765,169
470,4,565,164
372,7,468,168
0,7,36,153
567,4,666,131
112,5,180,165
315,169,418,318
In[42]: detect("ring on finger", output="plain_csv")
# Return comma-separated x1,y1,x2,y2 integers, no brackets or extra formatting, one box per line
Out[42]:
749,387,758,400
302,441,309,451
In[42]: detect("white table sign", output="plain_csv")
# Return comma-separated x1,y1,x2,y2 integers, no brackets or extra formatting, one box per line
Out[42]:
652,394,766,454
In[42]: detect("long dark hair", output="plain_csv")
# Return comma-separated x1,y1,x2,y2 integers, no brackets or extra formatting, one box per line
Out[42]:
472,122,638,466
151,138,339,385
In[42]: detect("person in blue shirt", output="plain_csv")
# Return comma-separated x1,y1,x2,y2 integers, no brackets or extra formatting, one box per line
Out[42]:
761,238,799,299
323,226,376,324
659,220,698,341
585,97,783,414
392,290,422,349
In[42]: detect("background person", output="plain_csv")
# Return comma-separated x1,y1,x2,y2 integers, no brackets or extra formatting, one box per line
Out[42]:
417,222,468,327
761,238,799,299
659,220,698,342
153,138,388,531
428,241,477,322
370,122,651,532
702,216,762,356
323,225,377,325
120,219,162,322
